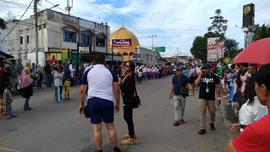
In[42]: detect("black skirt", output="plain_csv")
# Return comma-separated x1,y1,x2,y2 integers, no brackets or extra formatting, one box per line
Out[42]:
20,85,33,98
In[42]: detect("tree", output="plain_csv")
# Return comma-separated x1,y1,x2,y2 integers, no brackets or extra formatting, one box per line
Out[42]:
0,17,7,30
190,36,207,62
224,39,239,58
253,24,270,41
208,9,228,38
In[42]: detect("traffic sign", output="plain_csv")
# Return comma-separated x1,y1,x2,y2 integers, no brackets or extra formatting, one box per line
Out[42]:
155,47,166,52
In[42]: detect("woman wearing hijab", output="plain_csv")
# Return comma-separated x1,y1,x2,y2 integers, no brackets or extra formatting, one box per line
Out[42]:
20,68,33,111
120,62,137,145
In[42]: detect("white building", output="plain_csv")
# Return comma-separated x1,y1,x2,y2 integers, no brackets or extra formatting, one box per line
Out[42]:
1,9,110,66
137,47,159,65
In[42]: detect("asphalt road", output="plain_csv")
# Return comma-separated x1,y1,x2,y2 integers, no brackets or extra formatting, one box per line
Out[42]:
0,76,231,152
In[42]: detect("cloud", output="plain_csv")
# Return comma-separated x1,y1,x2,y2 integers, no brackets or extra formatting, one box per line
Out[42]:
1,0,270,57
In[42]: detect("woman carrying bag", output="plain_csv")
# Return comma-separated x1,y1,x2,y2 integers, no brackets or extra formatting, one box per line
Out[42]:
20,68,33,111
120,62,138,145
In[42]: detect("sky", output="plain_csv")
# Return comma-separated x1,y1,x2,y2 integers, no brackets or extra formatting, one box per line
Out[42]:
0,0,270,57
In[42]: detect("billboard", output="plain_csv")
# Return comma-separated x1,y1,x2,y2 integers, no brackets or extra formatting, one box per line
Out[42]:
112,39,131,48
207,37,225,62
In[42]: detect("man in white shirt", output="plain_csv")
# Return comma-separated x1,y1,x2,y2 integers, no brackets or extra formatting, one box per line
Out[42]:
79,54,122,152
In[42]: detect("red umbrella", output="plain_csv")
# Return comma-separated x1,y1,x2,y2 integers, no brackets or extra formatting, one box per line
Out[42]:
233,37,270,65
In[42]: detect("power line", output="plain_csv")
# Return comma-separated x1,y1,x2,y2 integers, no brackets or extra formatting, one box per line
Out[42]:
1,0,34,42
0,0,33,9
44,0,67,13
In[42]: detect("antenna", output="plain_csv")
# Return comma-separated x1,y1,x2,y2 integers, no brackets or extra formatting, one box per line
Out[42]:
65,0,73,15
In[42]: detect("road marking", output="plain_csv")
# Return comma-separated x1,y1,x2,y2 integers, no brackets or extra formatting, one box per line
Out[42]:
0,147,23,152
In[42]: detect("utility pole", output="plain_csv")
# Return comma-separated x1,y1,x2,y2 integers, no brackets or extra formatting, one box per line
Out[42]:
65,0,73,15
34,0,39,66
148,34,157,51
176,47,180,63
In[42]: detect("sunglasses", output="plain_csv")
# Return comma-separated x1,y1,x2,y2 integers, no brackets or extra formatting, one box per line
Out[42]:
125,64,130,67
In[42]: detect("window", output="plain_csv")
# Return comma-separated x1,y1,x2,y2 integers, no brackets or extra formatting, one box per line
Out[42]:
63,30,77,43
20,36,23,45
27,35,29,44
80,33,91,46
96,37,105,47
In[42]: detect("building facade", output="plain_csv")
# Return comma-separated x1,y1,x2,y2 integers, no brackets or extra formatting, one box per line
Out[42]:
137,47,159,65
1,9,110,66
109,26,159,65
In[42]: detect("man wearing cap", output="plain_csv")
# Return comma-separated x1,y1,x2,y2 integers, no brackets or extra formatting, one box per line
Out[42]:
195,63,221,135
169,68,190,126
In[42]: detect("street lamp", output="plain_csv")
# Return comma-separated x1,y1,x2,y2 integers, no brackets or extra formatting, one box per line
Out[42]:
148,34,157,51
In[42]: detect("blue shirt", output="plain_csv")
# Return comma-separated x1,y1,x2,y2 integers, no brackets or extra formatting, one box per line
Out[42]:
172,75,189,96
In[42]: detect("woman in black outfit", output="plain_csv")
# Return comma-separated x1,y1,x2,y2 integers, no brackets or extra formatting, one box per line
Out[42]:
120,62,136,145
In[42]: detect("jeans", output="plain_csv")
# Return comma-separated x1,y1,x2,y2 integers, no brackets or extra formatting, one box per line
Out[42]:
173,95,186,121
124,106,135,138
5,102,12,116
55,86,63,103
45,74,52,88
24,97,31,110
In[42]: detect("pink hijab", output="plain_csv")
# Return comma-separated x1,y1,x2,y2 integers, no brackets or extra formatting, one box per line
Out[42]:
21,68,33,88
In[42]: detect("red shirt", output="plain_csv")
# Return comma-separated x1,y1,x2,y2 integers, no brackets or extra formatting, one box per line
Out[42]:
232,115,270,152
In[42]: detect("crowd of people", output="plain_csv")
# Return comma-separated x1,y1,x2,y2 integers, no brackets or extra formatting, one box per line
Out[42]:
170,61,270,151
0,57,173,120
1,53,270,151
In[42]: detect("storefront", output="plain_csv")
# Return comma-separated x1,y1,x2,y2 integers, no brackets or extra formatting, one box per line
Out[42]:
46,48,80,65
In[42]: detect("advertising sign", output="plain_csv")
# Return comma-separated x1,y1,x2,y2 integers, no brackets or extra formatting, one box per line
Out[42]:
112,39,131,48
133,54,141,58
207,37,225,62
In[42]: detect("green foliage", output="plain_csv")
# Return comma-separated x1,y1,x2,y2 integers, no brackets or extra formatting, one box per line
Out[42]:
190,33,240,62
224,39,239,58
0,17,6,30
190,36,207,62
253,24,270,41
208,9,228,38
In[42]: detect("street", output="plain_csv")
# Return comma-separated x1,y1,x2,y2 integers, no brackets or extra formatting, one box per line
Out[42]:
0,76,230,152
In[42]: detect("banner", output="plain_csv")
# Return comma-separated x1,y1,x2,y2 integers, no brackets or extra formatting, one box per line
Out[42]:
207,37,225,62
112,39,131,48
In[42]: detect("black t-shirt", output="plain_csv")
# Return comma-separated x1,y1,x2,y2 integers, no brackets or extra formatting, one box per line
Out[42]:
199,73,220,100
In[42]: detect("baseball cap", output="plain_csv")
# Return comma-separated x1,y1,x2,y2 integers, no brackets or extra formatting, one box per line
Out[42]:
201,63,212,69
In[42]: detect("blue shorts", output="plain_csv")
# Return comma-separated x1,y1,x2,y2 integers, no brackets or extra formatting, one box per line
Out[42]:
87,97,114,124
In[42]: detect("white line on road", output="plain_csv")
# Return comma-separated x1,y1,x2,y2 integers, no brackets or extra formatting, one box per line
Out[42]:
0,147,23,152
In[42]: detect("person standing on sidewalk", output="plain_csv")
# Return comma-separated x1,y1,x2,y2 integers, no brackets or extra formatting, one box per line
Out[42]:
194,64,221,135
79,54,122,152
169,68,190,126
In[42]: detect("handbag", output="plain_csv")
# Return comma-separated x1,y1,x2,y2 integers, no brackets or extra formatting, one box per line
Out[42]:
177,77,189,97
131,87,141,108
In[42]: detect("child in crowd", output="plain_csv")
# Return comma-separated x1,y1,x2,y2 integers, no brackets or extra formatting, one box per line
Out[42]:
64,77,71,100
3,82,16,119
0,99,4,116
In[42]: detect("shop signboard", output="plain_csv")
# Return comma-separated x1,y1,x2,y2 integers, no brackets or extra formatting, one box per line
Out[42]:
133,54,141,58
112,39,131,48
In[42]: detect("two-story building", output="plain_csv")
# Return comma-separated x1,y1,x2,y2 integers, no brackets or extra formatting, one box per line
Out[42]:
1,9,110,66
